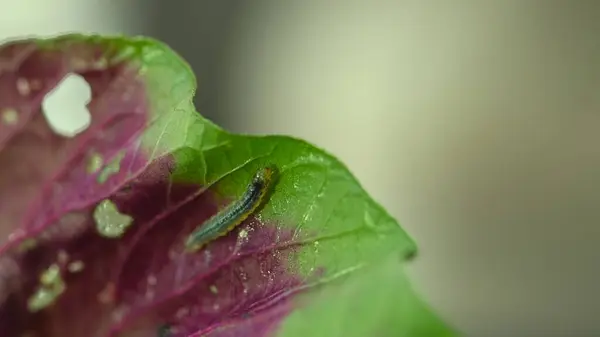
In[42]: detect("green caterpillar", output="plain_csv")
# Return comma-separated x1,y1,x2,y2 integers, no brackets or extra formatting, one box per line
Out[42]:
185,165,277,252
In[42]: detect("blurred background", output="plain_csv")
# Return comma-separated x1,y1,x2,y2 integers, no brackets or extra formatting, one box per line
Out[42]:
2,1,600,336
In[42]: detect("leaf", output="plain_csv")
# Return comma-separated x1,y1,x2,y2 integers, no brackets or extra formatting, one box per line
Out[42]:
277,255,457,337
0,34,455,337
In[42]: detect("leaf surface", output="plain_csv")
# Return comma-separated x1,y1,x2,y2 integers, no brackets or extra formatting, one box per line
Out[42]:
0,34,455,337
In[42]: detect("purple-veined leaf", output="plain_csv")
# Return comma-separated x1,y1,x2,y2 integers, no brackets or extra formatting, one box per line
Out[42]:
0,34,455,337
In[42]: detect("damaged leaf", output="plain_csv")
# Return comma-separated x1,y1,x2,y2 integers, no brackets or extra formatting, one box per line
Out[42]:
0,34,457,337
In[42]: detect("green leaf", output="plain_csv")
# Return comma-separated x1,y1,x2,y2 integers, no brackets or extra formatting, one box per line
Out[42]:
153,34,454,335
276,255,458,337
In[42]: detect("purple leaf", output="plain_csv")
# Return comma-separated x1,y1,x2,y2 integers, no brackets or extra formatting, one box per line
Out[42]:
0,35,306,337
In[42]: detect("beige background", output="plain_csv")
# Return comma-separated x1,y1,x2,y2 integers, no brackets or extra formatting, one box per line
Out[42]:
2,1,599,336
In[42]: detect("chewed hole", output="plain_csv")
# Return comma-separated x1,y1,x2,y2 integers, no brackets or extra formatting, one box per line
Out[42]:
42,73,91,137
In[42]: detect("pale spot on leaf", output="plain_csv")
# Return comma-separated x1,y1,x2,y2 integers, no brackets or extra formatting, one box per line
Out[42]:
17,238,37,252
16,77,31,96
87,152,104,174
93,199,133,238
97,151,125,183
27,264,65,312
67,260,84,273
1,108,18,125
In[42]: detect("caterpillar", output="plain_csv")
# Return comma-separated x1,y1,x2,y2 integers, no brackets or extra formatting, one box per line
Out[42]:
185,165,277,252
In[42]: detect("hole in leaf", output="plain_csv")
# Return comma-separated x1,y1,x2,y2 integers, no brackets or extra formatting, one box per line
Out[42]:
42,73,91,137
